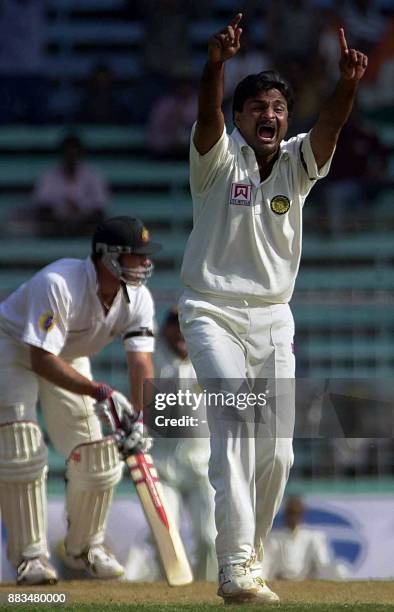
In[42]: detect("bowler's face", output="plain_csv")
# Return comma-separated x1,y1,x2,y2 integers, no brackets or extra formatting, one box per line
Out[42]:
234,89,289,160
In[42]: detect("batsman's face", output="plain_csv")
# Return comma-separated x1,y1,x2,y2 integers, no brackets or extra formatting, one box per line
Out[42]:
120,254,148,268
234,89,289,159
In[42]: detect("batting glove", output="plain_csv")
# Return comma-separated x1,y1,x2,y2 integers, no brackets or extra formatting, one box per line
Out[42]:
115,416,153,458
94,388,138,433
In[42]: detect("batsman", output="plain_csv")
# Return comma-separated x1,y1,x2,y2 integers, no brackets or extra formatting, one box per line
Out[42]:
0,216,161,584
178,13,368,604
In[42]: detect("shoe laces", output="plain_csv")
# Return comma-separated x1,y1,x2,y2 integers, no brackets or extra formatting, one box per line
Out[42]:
221,554,257,578
254,576,267,588
17,555,52,579
87,545,114,564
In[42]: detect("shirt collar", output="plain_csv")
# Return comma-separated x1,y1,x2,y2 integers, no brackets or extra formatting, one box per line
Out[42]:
85,255,133,308
85,255,100,297
231,127,290,161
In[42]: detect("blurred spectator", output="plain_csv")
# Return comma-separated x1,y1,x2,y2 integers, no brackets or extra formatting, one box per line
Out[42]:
320,109,388,233
267,0,320,68
319,4,346,88
261,497,348,580
126,308,216,581
141,0,191,78
359,18,394,116
282,56,327,136
134,0,193,122
343,0,385,55
77,64,129,124
0,0,49,123
32,134,109,236
147,77,198,159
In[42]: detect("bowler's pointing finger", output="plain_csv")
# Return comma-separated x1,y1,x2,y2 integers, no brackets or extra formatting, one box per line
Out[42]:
338,28,348,55
229,13,243,29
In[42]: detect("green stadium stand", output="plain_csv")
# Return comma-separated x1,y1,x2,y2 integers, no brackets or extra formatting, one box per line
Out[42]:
49,0,126,9
0,157,189,189
0,126,145,150
47,22,143,45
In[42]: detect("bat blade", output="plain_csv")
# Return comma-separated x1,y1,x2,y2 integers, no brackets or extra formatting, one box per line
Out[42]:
126,452,193,586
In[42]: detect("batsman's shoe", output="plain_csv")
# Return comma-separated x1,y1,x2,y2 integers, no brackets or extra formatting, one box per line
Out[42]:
16,556,58,585
63,544,124,579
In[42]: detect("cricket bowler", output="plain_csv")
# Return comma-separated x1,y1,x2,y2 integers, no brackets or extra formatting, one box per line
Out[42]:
178,13,368,604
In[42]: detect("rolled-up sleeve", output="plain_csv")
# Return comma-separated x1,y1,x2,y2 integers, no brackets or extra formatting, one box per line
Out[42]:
22,273,70,355
190,123,231,194
122,287,155,353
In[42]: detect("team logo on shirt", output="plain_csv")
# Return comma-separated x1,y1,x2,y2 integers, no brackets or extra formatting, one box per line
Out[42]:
229,182,252,206
270,195,290,215
38,311,57,332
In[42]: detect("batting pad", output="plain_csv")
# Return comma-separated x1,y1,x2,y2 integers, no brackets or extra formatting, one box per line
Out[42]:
0,421,49,566
65,436,122,555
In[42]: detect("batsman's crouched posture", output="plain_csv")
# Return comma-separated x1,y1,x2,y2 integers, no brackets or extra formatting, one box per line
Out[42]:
178,13,368,605
0,216,161,585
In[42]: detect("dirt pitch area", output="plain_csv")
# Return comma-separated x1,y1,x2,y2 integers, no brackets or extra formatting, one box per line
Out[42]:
1,580,394,607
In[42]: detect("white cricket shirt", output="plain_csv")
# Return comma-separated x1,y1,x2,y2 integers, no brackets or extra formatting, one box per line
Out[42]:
153,338,196,380
181,125,333,303
0,257,155,359
263,526,347,580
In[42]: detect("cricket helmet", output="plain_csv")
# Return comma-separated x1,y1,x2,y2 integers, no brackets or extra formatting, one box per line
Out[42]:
92,216,162,286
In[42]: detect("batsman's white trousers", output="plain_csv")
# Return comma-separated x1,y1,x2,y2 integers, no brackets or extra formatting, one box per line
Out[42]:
0,328,103,561
179,290,295,567
0,330,101,454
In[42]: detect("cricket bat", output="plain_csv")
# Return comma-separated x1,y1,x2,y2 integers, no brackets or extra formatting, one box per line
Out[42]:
125,451,193,586
106,396,193,586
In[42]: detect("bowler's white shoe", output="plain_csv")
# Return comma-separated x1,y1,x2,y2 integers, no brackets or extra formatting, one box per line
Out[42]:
217,559,261,602
17,556,58,585
218,560,279,604
63,544,124,579
254,576,280,603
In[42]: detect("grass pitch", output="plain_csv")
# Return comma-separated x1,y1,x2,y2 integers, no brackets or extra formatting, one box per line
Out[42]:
0,580,394,610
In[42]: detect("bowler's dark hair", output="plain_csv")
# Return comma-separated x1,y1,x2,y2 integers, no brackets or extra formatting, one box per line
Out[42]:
232,70,294,120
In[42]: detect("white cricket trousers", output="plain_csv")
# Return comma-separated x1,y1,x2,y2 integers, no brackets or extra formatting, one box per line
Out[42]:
179,290,295,567
0,330,101,454
0,328,103,562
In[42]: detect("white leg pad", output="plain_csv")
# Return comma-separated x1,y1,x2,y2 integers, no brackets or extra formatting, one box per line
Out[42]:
65,436,122,555
0,422,48,566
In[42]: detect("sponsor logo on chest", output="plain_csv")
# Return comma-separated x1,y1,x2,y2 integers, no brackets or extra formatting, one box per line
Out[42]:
229,182,252,206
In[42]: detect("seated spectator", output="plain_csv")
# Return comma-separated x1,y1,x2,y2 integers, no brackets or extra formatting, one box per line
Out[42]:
343,0,385,55
261,497,348,580
267,0,320,68
77,64,129,124
319,108,389,233
32,134,109,236
359,18,394,117
147,77,197,160
318,5,344,88
133,0,193,122
0,0,49,123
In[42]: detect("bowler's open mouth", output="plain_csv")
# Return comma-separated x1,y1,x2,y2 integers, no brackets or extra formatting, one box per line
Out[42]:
257,124,276,142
